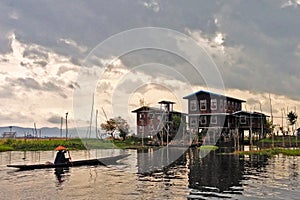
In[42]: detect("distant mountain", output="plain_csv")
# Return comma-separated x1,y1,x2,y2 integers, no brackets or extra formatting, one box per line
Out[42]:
0,126,105,138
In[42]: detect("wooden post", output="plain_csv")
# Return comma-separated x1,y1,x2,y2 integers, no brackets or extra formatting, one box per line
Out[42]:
142,122,144,147
250,115,253,149
272,129,274,149
34,123,38,139
60,117,63,138
269,93,273,125
65,112,68,140
95,109,98,139
281,108,285,147
88,93,95,139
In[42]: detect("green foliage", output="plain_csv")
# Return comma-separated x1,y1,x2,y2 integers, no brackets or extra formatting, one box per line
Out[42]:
168,114,185,140
0,139,86,151
287,111,298,126
0,137,152,151
265,119,275,136
238,148,300,156
101,116,130,140
199,145,219,151
0,145,14,152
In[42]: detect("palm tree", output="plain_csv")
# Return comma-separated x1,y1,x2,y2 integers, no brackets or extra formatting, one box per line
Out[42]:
287,111,298,134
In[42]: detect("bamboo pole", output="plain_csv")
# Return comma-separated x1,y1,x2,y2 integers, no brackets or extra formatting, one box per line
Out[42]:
65,112,68,140
60,117,63,138
88,93,95,139
95,109,99,139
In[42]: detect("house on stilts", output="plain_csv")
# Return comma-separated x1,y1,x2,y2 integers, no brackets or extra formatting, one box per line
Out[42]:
132,100,186,146
132,90,269,147
183,90,269,147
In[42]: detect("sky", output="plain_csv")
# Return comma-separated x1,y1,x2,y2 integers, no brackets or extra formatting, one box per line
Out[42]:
0,0,300,132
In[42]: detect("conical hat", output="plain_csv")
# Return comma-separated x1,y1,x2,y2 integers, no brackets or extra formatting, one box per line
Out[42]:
55,145,67,151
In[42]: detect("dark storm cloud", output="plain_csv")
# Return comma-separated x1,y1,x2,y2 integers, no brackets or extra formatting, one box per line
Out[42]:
7,77,41,90
0,0,299,100
120,49,206,86
42,81,61,91
23,48,48,60
5,77,66,94
47,115,61,124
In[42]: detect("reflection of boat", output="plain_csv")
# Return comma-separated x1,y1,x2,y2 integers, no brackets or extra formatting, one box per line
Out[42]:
7,154,129,170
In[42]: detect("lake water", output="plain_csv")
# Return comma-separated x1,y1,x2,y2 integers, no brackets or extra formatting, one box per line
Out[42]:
0,147,299,199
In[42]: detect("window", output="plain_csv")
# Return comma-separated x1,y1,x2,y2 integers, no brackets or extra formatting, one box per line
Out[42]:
228,101,231,110
237,103,241,110
219,99,224,111
235,103,240,111
210,116,218,124
139,113,144,119
200,116,207,125
224,99,227,110
190,100,198,111
200,100,207,111
138,126,143,132
211,99,217,110
149,113,154,119
149,124,154,131
190,117,198,127
240,115,247,124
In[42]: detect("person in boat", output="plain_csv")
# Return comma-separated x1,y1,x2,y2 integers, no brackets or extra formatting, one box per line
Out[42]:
54,145,70,165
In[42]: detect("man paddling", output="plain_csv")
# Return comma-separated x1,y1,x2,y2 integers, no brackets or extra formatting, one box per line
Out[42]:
54,145,71,164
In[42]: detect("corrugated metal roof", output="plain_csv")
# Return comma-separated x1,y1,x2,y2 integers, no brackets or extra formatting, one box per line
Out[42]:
183,90,246,102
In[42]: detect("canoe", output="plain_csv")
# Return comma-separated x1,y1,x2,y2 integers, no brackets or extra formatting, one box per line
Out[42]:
7,154,129,170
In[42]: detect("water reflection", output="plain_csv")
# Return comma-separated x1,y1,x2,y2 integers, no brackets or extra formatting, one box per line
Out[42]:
1,148,300,199
137,147,188,174
136,147,291,199
54,167,70,187
188,148,244,194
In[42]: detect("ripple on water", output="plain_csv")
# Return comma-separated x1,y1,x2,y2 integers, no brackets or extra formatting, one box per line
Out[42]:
0,149,300,199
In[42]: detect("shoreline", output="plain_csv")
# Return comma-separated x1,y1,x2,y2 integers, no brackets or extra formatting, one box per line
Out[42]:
1,138,300,157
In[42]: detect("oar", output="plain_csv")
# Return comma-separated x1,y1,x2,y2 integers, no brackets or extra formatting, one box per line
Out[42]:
67,149,73,166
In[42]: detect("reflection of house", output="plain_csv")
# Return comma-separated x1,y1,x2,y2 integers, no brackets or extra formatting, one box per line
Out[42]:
132,100,185,140
183,90,269,143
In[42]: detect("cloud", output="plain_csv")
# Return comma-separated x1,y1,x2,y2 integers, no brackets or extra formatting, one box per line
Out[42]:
23,48,48,60
7,77,41,90
0,86,15,99
47,115,62,124
142,0,160,12
281,0,300,8
58,38,88,53
246,98,261,106
0,0,300,128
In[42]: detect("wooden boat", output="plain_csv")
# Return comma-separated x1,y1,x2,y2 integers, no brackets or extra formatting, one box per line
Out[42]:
7,154,129,171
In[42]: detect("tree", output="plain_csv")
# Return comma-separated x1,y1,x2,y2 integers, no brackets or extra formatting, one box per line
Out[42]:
115,116,130,140
287,111,298,133
167,114,185,141
265,119,275,137
100,118,117,139
100,116,130,140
